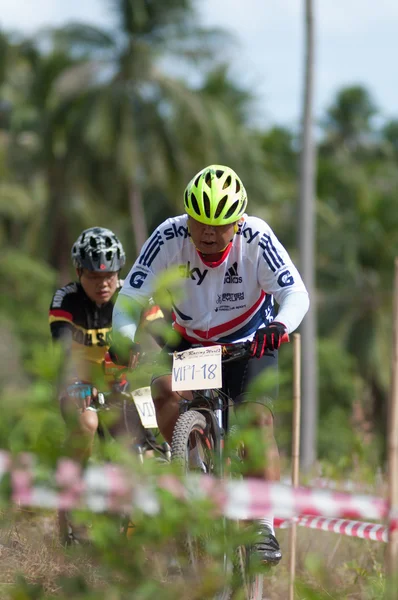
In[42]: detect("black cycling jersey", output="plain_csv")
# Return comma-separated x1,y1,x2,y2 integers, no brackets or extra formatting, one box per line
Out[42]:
49,281,166,382
49,282,115,381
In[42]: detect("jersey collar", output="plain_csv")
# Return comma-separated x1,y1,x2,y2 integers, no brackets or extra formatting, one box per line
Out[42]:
196,242,233,268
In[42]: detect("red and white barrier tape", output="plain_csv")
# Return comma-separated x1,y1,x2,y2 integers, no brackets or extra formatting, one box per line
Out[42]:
275,515,388,542
0,450,392,526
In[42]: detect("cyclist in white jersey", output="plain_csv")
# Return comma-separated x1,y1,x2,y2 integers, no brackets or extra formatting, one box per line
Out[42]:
112,164,309,564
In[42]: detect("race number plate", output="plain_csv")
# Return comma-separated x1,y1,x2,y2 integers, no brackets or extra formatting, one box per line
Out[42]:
171,345,222,391
131,387,158,429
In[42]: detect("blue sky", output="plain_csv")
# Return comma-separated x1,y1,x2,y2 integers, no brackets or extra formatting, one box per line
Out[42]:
1,0,397,129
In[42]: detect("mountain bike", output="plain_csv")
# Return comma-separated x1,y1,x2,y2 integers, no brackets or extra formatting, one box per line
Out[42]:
92,354,171,537
99,351,171,462
170,336,288,600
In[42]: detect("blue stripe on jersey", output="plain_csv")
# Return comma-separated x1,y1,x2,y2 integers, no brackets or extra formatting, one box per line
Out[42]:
145,244,162,267
139,231,164,267
259,234,285,271
138,231,158,265
216,296,276,343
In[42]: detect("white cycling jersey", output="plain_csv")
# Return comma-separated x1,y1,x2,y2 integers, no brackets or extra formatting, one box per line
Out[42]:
114,214,309,344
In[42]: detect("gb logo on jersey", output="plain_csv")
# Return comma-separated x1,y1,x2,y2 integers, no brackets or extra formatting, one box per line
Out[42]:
130,271,148,289
277,269,294,287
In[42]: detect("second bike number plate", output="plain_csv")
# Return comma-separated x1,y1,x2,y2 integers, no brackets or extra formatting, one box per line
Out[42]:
172,345,222,391
131,387,158,429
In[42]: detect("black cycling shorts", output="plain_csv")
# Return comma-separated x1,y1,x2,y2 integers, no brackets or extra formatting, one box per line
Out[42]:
151,339,278,414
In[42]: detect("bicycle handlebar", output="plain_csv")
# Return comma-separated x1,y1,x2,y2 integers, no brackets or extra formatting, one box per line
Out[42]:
220,332,289,363
103,332,290,375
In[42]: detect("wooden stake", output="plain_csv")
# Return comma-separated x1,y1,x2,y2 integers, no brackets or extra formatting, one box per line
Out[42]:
387,258,398,595
289,333,301,600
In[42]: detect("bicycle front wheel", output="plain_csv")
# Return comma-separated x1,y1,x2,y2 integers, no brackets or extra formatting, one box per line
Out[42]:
171,410,232,600
235,545,264,600
171,410,214,474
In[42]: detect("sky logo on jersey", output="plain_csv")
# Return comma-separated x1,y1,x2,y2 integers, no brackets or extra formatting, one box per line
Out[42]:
138,230,164,267
130,271,148,289
179,262,208,285
277,269,295,287
238,223,260,243
224,262,243,284
163,223,190,240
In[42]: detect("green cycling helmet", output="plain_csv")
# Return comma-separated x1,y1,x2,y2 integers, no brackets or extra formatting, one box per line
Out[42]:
184,165,247,225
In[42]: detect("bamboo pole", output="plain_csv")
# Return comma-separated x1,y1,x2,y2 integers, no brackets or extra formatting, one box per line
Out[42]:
386,258,398,595
289,333,301,600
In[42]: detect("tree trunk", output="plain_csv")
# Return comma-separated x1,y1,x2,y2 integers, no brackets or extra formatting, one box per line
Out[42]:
298,0,317,470
46,160,71,285
128,180,148,258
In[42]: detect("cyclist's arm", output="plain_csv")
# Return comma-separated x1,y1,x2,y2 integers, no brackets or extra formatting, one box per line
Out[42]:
272,290,309,333
112,295,144,343
256,222,309,333
50,320,73,343
112,226,168,345
49,295,79,386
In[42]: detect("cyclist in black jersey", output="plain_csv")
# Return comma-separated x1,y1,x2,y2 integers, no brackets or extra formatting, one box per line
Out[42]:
50,227,164,544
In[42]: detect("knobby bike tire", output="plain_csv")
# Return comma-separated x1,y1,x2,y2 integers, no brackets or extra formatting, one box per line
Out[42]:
171,410,232,600
234,544,264,600
171,410,208,470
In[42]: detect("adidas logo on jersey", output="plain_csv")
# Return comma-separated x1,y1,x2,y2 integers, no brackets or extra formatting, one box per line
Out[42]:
224,262,243,284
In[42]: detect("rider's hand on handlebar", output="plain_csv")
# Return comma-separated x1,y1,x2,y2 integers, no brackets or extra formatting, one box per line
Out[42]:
251,322,287,357
66,382,97,411
108,342,141,369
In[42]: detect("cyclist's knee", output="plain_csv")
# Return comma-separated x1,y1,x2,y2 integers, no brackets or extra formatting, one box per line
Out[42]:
256,406,274,429
151,375,175,406
60,396,98,434
79,410,99,436
236,398,274,429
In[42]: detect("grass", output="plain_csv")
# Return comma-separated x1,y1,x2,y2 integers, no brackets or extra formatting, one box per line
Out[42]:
0,508,387,599
0,509,103,598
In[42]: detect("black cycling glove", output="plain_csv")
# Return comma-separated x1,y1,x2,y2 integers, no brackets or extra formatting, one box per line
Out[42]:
251,322,287,357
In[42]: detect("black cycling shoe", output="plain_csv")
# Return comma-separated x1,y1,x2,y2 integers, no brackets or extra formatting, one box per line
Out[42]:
250,525,282,565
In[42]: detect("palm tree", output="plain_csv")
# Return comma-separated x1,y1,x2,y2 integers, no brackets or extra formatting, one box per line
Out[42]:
322,86,377,151
47,0,264,255
316,142,398,437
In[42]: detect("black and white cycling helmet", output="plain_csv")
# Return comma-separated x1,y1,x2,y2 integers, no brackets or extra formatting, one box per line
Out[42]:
71,227,126,272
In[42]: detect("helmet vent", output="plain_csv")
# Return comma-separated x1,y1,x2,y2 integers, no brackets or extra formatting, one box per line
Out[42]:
225,200,239,220
105,236,112,247
194,174,201,187
216,170,223,178
223,175,232,190
215,195,228,218
184,189,189,208
191,193,201,216
203,191,211,218
106,250,113,261
89,236,97,248
204,171,212,186
235,179,241,193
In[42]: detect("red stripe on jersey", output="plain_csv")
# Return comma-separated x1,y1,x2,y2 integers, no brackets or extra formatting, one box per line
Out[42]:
49,309,73,321
173,291,265,341
172,321,216,345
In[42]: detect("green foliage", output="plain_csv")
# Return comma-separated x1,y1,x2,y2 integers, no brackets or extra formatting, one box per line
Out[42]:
0,251,56,358
0,3,397,596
